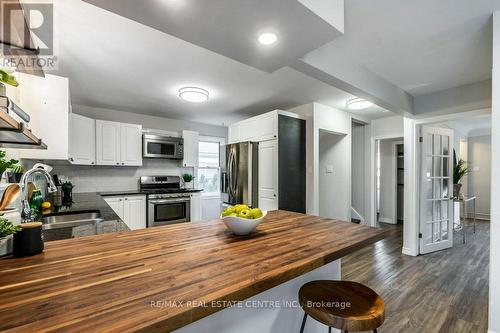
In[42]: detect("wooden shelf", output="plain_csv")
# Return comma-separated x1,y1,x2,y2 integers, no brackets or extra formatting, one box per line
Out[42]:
0,111,47,149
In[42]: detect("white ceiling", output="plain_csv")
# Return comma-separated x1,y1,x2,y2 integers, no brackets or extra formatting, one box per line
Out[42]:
50,0,390,125
82,0,343,73
44,0,499,126
306,0,499,96
440,115,492,137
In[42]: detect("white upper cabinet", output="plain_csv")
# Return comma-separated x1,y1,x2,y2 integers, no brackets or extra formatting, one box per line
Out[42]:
228,110,279,144
96,120,142,166
96,120,121,166
228,123,241,144
12,74,70,160
182,130,199,167
121,123,143,166
69,114,96,165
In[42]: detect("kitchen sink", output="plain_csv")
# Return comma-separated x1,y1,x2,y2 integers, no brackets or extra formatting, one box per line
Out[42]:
41,210,104,230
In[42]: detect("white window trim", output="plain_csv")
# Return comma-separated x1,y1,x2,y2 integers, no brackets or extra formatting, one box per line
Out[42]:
198,136,226,197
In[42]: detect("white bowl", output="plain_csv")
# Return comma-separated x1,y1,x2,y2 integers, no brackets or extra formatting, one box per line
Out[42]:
221,211,267,236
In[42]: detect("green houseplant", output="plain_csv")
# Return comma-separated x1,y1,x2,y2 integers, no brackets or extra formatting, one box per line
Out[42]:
7,164,24,183
0,217,21,256
453,152,469,198
0,69,19,87
0,150,19,180
182,173,194,189
61,181,75,203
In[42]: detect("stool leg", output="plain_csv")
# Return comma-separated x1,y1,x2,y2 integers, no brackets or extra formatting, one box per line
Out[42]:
328,327,331,333
299,313,307,333
373,329,378,333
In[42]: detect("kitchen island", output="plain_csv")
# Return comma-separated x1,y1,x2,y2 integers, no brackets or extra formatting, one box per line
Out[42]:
0,211,387,333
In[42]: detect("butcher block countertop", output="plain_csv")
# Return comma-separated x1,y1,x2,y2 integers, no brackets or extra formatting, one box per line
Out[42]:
0,211,387,333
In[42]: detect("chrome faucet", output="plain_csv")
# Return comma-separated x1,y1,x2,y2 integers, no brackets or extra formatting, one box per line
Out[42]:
20,163,58,221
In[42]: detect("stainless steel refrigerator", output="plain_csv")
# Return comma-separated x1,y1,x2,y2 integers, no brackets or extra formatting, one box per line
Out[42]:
220,142,259,207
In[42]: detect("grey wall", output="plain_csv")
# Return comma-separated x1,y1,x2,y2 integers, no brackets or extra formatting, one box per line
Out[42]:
22,105,228,193
467,135,491,219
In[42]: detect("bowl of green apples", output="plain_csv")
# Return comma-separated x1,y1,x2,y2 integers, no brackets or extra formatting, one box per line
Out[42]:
220,204,266,236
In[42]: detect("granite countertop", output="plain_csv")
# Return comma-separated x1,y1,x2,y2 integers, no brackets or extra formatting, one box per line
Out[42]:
42,192,129,241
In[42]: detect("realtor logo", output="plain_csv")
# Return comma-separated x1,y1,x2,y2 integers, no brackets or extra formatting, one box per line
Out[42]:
1,1,57,71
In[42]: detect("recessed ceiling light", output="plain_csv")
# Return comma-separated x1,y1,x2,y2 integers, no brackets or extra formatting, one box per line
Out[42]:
346,98,373,110
179,87,209,103
258,32,278,46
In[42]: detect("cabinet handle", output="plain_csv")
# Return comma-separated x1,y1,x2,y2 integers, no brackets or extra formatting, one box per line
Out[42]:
122,163,125,165
69,157,74,162
274,194,277,197
116,163,119,165
91,162,95,165
125,198,128,201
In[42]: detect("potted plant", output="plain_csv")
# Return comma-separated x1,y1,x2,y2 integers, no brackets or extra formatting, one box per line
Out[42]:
7,164,24,183
0,217,21,256
453,157,469,198
182,173,195,189
0,150,19,181
61,181,75,203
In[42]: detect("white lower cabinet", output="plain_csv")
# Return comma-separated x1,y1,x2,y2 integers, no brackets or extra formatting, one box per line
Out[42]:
104,195,146,230
190,193,202,222
258,140,278,211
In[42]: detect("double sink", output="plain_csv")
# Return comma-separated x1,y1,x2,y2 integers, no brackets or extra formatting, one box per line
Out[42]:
41,211,104,230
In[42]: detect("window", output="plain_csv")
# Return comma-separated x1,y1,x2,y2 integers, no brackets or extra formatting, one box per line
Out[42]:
197,140,221,195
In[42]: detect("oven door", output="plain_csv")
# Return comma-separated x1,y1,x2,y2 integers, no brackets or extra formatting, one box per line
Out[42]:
148,198,191,227
143,138,182,159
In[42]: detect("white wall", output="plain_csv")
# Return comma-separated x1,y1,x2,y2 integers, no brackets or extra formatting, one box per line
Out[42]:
74,105,228,138
313,103,352,220
18,105,228,193
351,123,365,220
467,135,491,220
319,131,348,220
490,11,500,333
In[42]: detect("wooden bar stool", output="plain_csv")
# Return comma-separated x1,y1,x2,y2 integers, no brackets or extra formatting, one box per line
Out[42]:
298,280,385,333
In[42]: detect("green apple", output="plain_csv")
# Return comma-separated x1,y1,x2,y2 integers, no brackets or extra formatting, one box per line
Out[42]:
222,206,235,217
238,209,251,219
234,204,250,214
250,208,263,219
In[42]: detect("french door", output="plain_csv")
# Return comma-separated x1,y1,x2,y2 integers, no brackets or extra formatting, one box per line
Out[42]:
419,126,454,254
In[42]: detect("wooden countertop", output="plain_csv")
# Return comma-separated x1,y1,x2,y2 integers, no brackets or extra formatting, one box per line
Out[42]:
0,211,387,333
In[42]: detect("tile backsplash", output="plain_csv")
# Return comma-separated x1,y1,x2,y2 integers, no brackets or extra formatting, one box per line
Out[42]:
22,159,193,193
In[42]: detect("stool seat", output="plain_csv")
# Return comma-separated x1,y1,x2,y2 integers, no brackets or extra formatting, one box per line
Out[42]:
298,280,384,332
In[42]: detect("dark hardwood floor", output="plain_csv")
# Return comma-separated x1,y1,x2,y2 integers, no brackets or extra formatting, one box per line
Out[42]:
342,220,489,333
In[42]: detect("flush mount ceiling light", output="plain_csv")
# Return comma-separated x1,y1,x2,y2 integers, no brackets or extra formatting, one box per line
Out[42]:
258,32,278,46
346,98,373,110
179,87,209,103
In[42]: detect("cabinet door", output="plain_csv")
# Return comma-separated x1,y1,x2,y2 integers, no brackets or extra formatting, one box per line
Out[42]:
257,112,278,141
103,196,124,220
96,120,121,166
190,193,202,221
120,123,143,166
258,139,278,211
228,124,241,144
182,130,199,167
240,119,258,142
123,195,146,230
69,114,96,165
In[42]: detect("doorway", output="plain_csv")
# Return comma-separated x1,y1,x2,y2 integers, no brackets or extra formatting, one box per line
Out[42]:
375,137,404,226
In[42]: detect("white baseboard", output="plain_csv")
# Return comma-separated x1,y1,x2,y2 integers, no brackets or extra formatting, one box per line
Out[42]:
402,247,418,256
488,330,498,333
378,217,395,224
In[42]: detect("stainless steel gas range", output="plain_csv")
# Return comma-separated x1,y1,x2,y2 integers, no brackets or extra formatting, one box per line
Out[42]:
140,176,192,228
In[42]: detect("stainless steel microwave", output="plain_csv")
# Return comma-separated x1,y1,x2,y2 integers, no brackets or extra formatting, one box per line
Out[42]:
143,134,184,159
